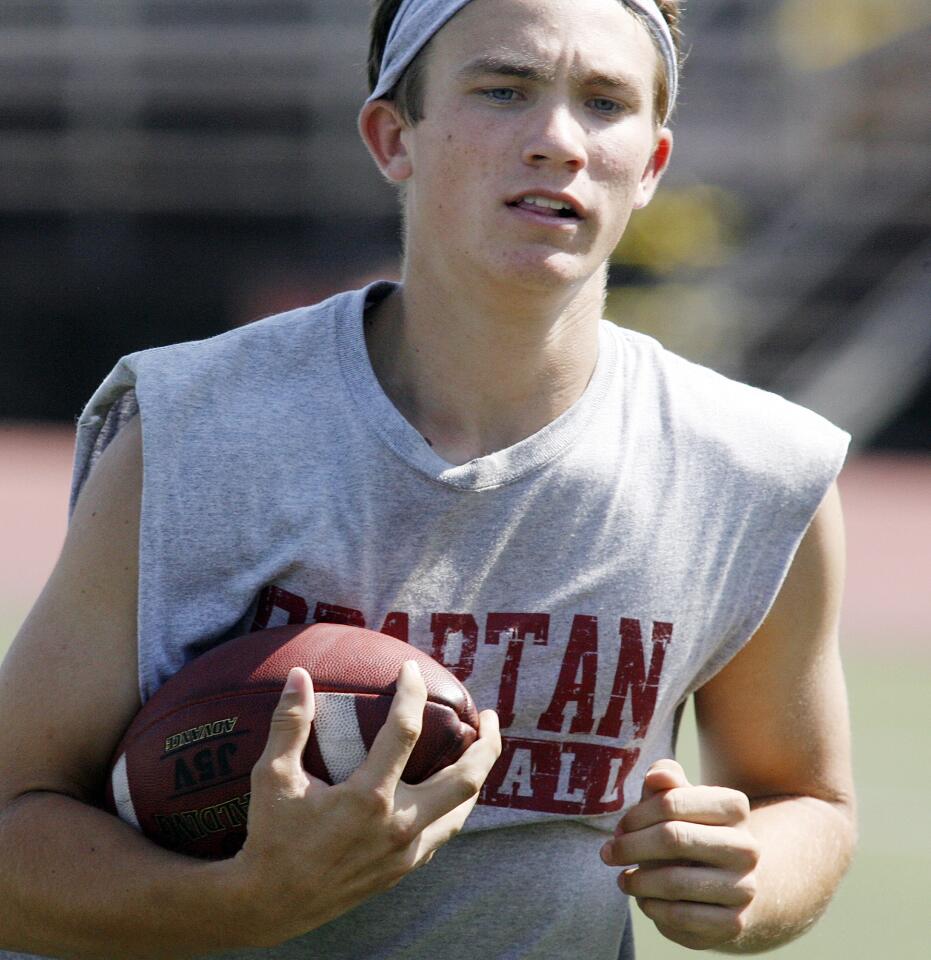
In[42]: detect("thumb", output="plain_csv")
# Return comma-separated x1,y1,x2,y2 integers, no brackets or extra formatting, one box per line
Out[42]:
640,758,690,801
260,667,315,770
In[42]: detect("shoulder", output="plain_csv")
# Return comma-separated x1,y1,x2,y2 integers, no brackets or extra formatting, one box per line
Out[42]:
72,286,374,494
77,296,340,424
129,288,360,386
604,322,850,490
609,322,836,431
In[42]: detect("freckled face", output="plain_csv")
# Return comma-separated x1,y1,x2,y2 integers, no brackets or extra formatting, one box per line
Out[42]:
399,0,666,291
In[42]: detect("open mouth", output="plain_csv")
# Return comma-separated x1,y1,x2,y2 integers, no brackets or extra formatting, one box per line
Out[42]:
507,194,581,220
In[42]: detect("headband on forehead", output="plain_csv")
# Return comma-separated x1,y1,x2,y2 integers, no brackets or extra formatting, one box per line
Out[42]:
367,0,678,123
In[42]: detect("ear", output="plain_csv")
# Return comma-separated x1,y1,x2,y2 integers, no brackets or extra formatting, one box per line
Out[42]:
633,128,673,209
358,99,414,184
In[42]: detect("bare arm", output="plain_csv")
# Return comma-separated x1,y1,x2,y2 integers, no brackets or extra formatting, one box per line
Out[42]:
693,480,855,950
602,483,856,952
0,417,501,959
0,416,242,958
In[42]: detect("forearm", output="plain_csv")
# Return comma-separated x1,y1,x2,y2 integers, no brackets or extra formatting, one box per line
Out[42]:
0,791,265,960
718,793,857,954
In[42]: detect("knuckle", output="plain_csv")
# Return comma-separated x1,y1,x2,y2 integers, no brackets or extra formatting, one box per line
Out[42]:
608,838,629,864
386,815,418,850
393,717,423,749
621,869,640,896
737,835,761,870
267,755,296,784
734,875,757,907
660,819,685,850
270,701,306,728
250,754,282,786
657,790,681,820
348,779,392,818
637,896,662,922
725,909,747,940
728,790,751,821
272,697,305,723
456,770,485,799
367,786,395,818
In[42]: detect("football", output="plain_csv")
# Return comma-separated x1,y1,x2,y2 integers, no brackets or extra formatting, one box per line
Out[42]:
105,622,480,859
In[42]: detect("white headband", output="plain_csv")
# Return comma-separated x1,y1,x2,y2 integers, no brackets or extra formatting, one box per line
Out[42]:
367,0,678,123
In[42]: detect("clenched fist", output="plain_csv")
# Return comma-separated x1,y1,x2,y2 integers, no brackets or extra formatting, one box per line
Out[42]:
601,759,761,950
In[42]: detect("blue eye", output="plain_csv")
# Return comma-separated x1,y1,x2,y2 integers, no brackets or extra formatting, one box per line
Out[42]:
589,97,622,115
483,87,520,103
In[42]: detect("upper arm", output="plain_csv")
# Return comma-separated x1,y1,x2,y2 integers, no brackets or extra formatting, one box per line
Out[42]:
0,415,143,808
693,482,855,809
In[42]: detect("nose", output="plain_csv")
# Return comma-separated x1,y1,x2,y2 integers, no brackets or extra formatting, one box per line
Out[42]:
521,103,587,172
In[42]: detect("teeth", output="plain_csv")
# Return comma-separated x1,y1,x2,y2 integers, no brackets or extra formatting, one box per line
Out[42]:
522,195,572,211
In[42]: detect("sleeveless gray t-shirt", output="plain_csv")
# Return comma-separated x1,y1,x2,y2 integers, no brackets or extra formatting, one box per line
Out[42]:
16,281,849,960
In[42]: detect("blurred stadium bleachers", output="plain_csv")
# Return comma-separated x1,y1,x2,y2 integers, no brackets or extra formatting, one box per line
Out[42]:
0,0,928,447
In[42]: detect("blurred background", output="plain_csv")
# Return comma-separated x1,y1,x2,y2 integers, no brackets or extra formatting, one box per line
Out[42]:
0,1,928,956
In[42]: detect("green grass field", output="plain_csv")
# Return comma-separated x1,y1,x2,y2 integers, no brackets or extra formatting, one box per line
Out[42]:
632,652,931,958
1,609,927,957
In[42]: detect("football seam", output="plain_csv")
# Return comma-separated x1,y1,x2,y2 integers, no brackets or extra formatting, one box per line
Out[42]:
112,686,465,754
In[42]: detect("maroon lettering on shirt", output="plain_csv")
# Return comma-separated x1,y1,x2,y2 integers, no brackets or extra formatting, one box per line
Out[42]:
379,611,410,643
596,619,672,739
313,601,366,628
536,614,599,734
430,613,479,682
480,735,640,815
248,586,675,818
250,585,308,630
485,613,550,728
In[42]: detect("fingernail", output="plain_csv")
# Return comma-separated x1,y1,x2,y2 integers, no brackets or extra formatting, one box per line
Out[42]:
600,841,612,863
283,667,302,694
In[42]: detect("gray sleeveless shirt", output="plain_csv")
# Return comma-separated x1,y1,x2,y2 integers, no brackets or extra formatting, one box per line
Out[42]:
53,281,849,959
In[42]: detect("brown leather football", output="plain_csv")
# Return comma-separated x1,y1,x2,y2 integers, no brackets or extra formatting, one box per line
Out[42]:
105,623,480,859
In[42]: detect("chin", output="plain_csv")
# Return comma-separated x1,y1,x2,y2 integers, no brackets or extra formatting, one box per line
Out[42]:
486,249,600,293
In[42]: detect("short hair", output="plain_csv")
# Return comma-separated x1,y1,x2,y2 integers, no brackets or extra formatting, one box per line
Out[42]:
367,0,684,127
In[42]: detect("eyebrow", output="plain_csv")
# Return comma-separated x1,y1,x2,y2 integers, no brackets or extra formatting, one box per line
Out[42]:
456,55,645,102
456,55,555,84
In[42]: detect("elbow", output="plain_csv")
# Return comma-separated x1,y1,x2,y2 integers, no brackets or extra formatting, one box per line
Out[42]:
819,783,858,866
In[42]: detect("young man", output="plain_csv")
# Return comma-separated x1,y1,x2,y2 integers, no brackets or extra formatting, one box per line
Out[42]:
0,1,855,957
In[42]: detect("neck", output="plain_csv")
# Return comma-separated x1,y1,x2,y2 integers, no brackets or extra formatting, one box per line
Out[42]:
365,265,605,465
